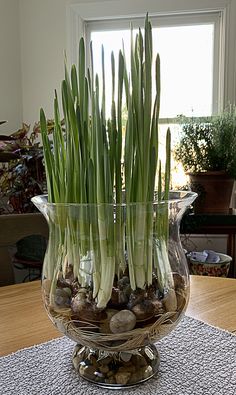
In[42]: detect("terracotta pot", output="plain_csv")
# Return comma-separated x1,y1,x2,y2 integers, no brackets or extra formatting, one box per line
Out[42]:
187,171,234,214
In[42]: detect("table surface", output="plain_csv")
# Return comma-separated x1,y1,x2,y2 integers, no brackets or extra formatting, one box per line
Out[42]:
0,276,236,357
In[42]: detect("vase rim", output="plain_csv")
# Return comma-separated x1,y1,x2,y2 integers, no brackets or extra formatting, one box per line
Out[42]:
31,190,197,208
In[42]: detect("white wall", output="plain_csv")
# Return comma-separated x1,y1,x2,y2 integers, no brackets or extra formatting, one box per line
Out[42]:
19,0,69,126
0,0,235,130
19,0,113,126
0,0,22,134
18,0,112,125
182,235,227,255
17,0,236,126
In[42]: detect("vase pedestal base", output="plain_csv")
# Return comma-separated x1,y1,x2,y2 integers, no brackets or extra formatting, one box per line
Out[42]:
72,343,160,389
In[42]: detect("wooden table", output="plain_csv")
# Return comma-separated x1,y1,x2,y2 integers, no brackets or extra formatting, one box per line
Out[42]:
0,276,236,357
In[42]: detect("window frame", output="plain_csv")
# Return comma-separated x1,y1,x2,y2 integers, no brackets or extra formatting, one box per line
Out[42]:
85,12,221,117
66,0,236,113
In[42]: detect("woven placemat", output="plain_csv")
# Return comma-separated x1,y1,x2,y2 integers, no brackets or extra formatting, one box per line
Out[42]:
0,316,236,395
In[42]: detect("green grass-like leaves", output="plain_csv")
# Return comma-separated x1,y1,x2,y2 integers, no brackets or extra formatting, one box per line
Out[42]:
40,14,171,308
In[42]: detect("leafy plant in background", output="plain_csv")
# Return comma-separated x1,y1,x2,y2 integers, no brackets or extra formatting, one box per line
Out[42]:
174,105,236,178
211,104,236,178
0,120,60,214
174,117,214,174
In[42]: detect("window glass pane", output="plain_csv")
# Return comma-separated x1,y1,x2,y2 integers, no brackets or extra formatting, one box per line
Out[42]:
159,123,187,189
89,21,215,188
154,25,214,117
90,29,131,115
90,23,214,118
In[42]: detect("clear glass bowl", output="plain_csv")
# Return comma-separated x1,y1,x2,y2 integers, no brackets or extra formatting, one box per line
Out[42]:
32,191,197,389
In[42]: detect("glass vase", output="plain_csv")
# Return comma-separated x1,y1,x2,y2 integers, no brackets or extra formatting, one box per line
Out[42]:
32,191,197,389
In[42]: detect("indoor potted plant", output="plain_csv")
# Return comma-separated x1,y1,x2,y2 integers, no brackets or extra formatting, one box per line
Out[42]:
0,121,57,284
0,123,44,213
32,15,197,388
174,107,236,213
0,120,62,213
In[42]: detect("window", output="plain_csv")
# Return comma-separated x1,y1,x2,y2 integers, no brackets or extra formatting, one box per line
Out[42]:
69,0,236,110
84,13,220,187
86,13,220,117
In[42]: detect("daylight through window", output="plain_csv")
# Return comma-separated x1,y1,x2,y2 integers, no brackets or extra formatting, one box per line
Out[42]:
85,13,220,187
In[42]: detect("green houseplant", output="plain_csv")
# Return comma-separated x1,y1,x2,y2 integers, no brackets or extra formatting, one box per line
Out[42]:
32,15,196,388
0,123,44,213
174,106,236,213
0,123,52,284
0,121,60,283
0,120,63,213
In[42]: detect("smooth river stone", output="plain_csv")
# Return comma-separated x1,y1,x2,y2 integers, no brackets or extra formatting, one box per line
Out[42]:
109,309,136,333
54,288,71,307
131,300,155,320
